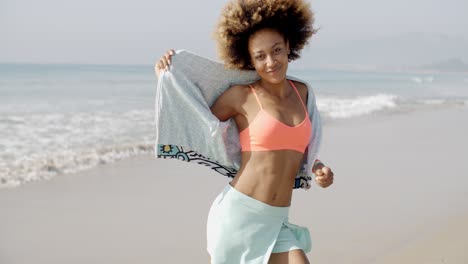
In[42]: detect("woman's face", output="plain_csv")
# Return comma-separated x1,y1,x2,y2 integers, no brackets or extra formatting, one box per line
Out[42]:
248,28,290,84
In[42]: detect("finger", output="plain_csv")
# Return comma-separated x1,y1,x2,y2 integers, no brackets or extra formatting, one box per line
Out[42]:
317,181,329,188
315,178,327,186
164,52,172,66
319,178,332,187
154,62,161,75
157,61,166,74
321,173,333,181
159,57,169,70
165,49,175,64
315,175,326,181
312,162,324,173
155,58,164,69
314,169,324,176
156,60,164,69
317,180,330,187
154,60,161,70
316,176,333,187
155,61,166,78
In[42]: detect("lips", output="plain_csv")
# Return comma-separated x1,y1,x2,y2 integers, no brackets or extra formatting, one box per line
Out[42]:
267,65,281,74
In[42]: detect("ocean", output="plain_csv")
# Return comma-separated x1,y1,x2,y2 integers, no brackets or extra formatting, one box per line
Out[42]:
1,63,467,188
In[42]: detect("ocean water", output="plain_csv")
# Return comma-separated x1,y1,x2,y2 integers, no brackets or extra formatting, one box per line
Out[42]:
1,63,467,188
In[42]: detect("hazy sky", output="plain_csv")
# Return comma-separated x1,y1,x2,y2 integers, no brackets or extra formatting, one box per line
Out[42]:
1,0,467,67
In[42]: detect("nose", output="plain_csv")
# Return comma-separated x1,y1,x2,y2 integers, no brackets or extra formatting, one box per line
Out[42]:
266,55,276,67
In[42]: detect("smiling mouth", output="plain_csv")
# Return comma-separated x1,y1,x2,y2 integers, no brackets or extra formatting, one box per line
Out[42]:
267,66,281,73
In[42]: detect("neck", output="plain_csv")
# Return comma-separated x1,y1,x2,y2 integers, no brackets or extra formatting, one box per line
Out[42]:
258,79,290,98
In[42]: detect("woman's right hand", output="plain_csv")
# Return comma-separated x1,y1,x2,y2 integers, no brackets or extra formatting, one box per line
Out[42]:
155,49,175,79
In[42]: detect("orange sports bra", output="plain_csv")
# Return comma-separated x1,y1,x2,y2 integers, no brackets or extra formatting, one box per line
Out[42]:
239,80,312,153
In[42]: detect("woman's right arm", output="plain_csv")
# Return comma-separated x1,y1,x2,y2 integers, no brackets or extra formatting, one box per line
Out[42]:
155,50,244,122
210,85,245,122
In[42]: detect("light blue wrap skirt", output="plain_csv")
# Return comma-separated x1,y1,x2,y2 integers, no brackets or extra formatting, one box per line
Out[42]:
206,183,312,264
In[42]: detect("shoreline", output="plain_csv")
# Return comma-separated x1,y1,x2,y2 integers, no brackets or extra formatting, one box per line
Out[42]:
2,98,467,190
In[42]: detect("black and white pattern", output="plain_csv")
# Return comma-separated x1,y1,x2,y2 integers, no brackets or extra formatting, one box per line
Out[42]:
156,144,310,189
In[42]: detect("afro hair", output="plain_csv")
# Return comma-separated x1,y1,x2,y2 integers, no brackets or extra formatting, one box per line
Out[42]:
214,0,317,70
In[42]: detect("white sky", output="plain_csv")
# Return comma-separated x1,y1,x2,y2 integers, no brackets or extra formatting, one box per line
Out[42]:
1,0,467,67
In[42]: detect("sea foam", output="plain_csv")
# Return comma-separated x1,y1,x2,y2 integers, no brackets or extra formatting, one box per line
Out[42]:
317,94,399,119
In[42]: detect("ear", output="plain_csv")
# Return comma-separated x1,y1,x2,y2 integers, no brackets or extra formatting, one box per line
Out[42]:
286,40,290,55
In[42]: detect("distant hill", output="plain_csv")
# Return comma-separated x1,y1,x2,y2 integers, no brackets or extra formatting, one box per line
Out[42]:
301,32,468,71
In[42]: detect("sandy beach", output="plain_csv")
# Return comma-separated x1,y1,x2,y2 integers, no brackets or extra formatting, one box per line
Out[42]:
1,106,468,264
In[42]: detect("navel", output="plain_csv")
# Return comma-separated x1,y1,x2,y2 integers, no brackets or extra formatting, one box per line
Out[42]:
271,193,278,201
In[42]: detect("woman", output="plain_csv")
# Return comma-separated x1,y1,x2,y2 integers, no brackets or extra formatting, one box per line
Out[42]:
155,0,334,263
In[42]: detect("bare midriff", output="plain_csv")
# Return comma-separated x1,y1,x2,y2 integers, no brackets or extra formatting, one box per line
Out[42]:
229,150,304,207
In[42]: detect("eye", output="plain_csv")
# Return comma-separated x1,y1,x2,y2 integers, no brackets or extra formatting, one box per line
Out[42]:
274,47,282,53
255,55,265,61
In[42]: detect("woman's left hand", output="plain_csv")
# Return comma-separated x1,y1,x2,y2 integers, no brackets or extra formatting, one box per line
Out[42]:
313,163,334,188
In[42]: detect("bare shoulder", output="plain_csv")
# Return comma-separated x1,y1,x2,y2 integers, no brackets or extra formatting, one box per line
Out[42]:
222,84,250,100
210,84,251,121
291,80,309,93
291,80,309,102
216,84,251,108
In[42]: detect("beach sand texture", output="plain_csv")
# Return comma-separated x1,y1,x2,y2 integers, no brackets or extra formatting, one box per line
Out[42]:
1,107,467,264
